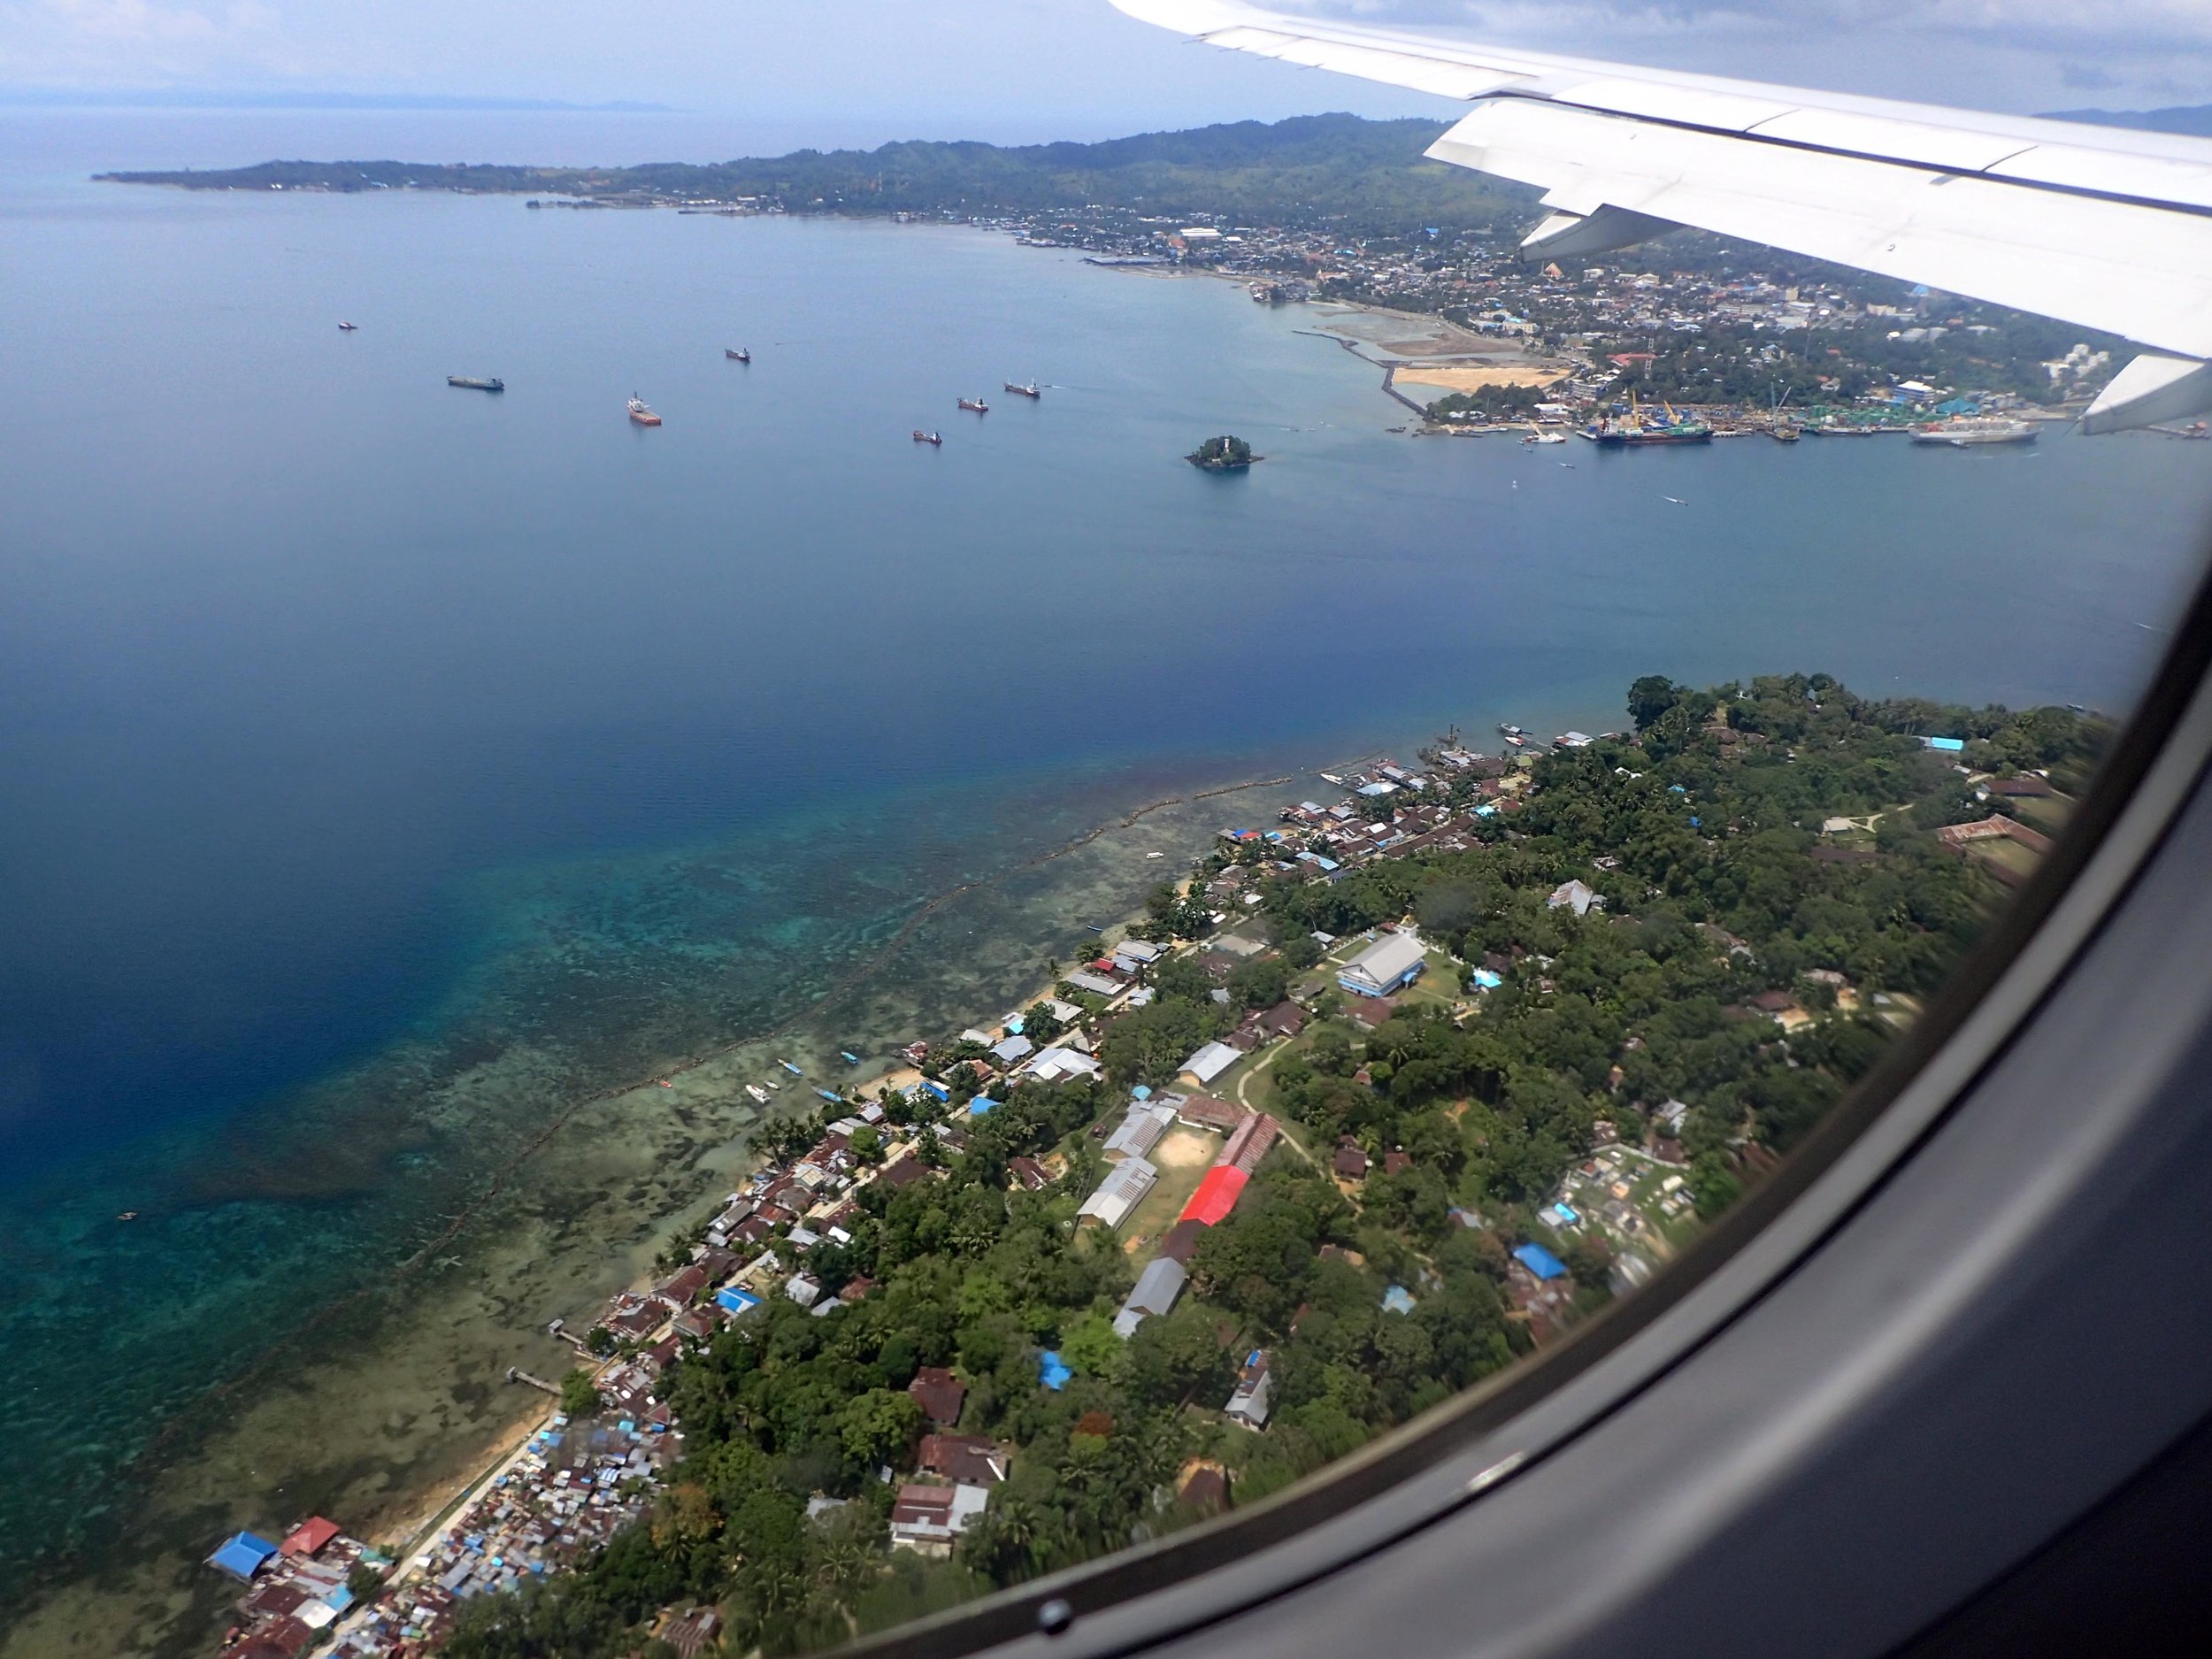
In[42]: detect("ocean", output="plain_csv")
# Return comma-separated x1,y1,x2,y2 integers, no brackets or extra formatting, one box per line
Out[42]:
1,107,2207,1656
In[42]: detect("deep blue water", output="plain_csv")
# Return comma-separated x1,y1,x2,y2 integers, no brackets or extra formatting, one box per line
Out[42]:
1,109,2208,1622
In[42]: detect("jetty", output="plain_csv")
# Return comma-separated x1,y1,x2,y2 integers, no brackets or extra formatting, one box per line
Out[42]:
505,1367,563,1396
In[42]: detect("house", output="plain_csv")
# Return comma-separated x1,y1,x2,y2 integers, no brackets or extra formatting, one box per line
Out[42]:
1548,879,1601,916
1339,930,1427,998
1256,1000,1308,1041
991,1033,1033,1066
1113,1256,1188,1338
918,1432,1009,1486
1025,1045,1102,1084
1007,1156,1053,1192
1345,995,1399,1031
1513,1242,1570,1280
1104,1100,1178,1159
908,1367,967,1426
1078,1156,1159,1229
1224,1349,1273,1427
1177,1463,1231,1516
1172,1093,1246,1133
1383,1149,1413,1176
1217,1112,1279,1172
659,1608,722,1659
1180,1164,1249,1226
1333,1141,1370,1180
1177,1041,1244,1087
888,1482,991,1555
278,1517,342,1559
1065,970,1127,999
208,1532,280,1581
1987,774,2055,797
1158,1217,1210,1263
652,1263,710,1309
876,1156,933,1190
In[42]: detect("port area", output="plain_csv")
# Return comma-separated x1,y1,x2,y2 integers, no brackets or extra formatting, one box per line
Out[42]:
1292,303,1576,422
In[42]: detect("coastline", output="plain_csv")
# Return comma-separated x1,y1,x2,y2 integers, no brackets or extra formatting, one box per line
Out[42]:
0,760,1322,1659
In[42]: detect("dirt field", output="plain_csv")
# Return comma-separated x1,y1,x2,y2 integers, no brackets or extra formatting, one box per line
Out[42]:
1391,363,1575,395
1151,1125,1217,1169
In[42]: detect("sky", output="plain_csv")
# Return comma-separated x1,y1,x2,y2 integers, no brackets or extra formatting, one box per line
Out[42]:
1,0,2208,143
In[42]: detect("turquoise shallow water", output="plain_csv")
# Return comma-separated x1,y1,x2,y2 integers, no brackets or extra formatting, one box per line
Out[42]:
1,111,2209,1642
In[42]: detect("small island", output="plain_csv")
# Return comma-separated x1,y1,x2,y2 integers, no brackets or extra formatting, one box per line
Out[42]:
1187,434,1257,470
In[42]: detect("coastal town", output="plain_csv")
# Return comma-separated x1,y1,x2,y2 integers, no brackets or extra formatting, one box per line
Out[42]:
104,115,2185,448
200,678,2091,1659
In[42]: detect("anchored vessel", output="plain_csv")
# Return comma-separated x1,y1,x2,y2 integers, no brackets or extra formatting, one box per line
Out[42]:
448,376,504,393
1910,415,2039,447
626,395,662,426
958,397,989,414
726,347,750,363
912,429,942,445
1004,380,1041,398
337,321,358,332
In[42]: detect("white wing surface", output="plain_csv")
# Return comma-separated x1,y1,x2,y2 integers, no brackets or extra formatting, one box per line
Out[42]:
1110,0,2212,432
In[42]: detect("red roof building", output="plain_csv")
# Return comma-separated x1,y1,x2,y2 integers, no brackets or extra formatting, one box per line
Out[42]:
1181,1164,1250,1227
279,1516,342,1558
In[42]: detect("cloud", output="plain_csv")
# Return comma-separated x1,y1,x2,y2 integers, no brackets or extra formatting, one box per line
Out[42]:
1309,0,2212,109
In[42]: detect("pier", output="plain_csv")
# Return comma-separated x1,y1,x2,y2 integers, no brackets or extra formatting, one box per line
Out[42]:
506,1367,564,1396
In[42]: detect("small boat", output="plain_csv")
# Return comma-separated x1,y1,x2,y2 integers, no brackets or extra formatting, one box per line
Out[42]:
958,397,989,414
627,395,662,426
1503,733,1527,748
117,1210,139,1222
841,1051,862,1065
815,1087,842,1103
745,1084,772,1103
726,347,751,363
337,321,358,333
1004,381,1041,398
912,429,942,445
657,1079,673,1088
1521,422,1565,445
780,1059,803,1076
762,1077,781,1091
1499,724,1526,738
448,376,504,393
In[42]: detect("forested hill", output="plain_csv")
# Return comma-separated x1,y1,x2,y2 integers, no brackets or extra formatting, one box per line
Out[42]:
97,113,1538,230
2044,103,2212,137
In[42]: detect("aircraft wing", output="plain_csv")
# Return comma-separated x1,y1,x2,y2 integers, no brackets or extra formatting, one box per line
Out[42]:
1110,0,2212,432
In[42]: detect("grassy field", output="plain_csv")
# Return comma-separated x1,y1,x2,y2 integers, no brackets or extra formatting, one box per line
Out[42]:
1114,1126,1220,1263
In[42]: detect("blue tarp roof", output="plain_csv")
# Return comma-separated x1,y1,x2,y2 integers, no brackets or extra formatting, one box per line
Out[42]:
920,1079,950,1101
1925,735,1966,752
1470,968,1502,989
1380,1285,1417,1315
208,1532,279,1580
1515,1242,1570,1280
715,1286,762,1315
1039,1350,1072,1391
969,1095,998,1116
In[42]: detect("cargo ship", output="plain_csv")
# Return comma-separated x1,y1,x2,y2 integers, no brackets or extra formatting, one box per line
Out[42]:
1909,415,2038,447
627,395,662,426
1583,392,1711,446
913,429,942,445
726,347,750,363
958,397,989,414
448,375,504,393
1004,380,1041,398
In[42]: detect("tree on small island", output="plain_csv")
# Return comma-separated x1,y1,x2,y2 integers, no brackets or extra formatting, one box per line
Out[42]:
1187,434,1256,470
